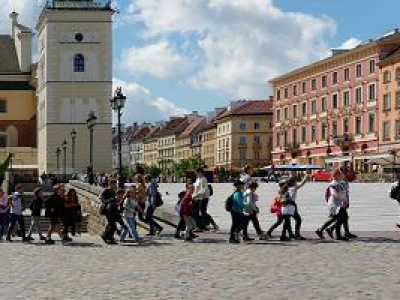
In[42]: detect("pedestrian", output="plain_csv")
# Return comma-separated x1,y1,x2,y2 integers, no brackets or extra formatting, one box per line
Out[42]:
284,173,310,240
181,183,197,241
120,187,142,242
316,168,349,240
200,183,219,231
6,185,30,242
45,185,68,244
26,187,46,241
193,167,210,230
229,180,246,244
144,175,163,236
266,187,285,238
278,184,295,241
243,181,263,240
174,191,186,239
63,188,80,238
100,184,118,244
240,165,253,189
0,187,9,240
135,174,147,223
390,170,400,228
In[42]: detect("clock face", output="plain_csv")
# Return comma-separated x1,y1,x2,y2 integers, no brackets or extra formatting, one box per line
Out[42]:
75,33,83,42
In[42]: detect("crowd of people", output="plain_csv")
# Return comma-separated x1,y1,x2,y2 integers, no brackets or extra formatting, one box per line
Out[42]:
0,184,82,244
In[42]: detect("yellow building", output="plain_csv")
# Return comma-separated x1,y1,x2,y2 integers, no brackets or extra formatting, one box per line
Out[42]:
215,101,273,169
175,117,205,161
143,127,161,167
200,122,217,169
0,13,37,166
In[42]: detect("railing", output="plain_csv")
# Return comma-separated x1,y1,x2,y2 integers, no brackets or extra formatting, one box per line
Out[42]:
47,0,109,9
332,133,354,147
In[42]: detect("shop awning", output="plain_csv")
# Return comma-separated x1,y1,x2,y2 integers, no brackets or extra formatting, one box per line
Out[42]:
360,153,400,166
324,156,352,164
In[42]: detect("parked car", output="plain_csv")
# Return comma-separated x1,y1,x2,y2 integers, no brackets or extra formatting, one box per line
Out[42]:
312,169,333,182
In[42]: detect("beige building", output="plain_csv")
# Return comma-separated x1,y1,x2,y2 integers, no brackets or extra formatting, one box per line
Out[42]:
200,122,217,169
215,101,273,169
36,0,114,174
175,117,205,161
143,127,161,166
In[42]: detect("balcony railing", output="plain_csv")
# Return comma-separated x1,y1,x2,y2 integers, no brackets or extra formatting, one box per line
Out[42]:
284,142,300,152
332,133,354,148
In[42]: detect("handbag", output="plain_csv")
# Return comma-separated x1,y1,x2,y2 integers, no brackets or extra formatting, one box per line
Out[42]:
155,191,164,208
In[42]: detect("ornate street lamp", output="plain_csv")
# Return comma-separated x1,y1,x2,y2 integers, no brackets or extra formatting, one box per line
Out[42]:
62,139,67,183
70,129,77,174
110,87,126,188
86,111,97,171
56,147,61,178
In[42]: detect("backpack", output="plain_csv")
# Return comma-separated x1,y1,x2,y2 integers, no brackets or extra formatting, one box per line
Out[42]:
389,182,400,200
155,191,164,207
225,194,234,212
208,184,213,197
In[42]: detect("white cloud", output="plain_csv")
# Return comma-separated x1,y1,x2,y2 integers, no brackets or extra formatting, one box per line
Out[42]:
120,41,191,78
124,0,336,98
338,37,362,50
112,78,189,123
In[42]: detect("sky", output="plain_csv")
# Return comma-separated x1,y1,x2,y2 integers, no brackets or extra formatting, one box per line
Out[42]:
1,0,400,124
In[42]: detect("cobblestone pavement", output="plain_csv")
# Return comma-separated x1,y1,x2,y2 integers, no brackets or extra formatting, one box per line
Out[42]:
2,230,400,300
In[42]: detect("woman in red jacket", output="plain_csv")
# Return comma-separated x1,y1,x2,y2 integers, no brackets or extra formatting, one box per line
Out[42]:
181,183,197,241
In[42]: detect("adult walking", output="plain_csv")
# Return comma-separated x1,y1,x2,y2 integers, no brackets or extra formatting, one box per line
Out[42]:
145,175,163,236
240,165,253,189
7,185,30,242
229,181,246,243
63,188,80,238
135,174,147,223
0,187,9,240
26,187,46,241
45,185,68,244
100,181,118,244
243,181,263,240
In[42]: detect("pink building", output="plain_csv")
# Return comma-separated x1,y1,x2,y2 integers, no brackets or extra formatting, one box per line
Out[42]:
269,32,400,169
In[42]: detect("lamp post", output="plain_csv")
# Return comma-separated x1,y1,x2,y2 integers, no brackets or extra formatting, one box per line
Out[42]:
56,147,61,178
62,139,67,183
110,87,126,189
86,111,97,171
70,129,77,174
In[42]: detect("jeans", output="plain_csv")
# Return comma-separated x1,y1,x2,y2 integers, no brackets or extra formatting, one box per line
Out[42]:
103,215,117,241
267,215,294,237
230,211,245,240
183,216,196,239
281,216,293,238
146,205,163,234
7,214,26,240
243,213,263,236
199,198,217,228
0,213,7,239
120,216,141,241
176,215,186,236
27,216,43,237
292,210,302,237
63,209,76,236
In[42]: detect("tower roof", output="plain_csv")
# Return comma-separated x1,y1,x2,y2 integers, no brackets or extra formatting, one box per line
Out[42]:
0,35,21,73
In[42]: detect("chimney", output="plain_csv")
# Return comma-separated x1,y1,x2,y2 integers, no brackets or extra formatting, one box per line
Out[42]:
9,11,18,38
11,13,33,73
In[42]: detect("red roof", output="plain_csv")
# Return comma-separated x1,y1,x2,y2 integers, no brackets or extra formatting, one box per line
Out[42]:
177,117,206,139
216,100,272,120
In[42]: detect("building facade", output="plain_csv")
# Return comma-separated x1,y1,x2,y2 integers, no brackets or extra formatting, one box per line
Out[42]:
200,122,217,169
36,0,114,174
215,101,273,169
175,117,205,161
142,127,160,167
270,33,400,167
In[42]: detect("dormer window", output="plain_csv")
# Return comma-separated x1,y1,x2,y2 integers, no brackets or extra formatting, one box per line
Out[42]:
74,54,85,72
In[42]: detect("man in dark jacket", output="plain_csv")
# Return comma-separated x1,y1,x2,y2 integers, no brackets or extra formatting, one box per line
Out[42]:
26,188,46,241
45,185,68,244
100,187,123,244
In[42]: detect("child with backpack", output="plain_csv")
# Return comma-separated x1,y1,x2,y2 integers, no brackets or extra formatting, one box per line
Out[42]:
228,181,245,244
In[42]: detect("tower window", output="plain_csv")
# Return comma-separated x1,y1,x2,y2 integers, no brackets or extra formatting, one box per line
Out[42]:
75,33,84,42
74,54,85,72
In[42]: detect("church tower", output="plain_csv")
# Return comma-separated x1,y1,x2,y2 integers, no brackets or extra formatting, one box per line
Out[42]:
36,0,114,174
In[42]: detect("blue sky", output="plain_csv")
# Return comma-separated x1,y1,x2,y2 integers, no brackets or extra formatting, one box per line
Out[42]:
2,0,400,124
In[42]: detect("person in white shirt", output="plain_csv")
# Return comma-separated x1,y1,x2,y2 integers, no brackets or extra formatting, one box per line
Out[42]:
6,185,30,242
193,167,212,230
239,165,253,190
120,187,142,242
242,182,263,240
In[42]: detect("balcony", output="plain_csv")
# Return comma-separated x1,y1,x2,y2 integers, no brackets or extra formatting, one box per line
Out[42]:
284,142,300,152
333,133,354,148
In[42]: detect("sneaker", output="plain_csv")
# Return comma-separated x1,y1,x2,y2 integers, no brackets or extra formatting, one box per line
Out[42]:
243,236,255,241
397,223,400,229
157,228,163,235
335,236,350,241
40,236,46,241
6,237,12,242
229,238,240,244
213,225,220,232
174,234,183,239
190,233,199,239
345,233,358,239
294,234,306,240
184,237,193,242
25,236,35,241
315,229,325,239
265,231,273,238
45,238,55,244
280,236,291,241
107,240,118,245
325,227,334,239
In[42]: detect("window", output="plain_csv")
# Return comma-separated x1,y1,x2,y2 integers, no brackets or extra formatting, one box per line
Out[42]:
396,91,400,109
284,107,289,119
368,84,376,100
239,123,247,130
293,105,298,118
254,150,260,160
332,121,338,137
321,97,327,111
239,149,247,160
369,60,375,73
0,134,7,148
368,114,375,133
292,128,298,144
276,132,280,147
254,136,260,144
311,78,317,90
321,122,327,140
343,91,350,106
239,136,247,145
284,88,289,99
283,132,288,146
383,121,390,140
302,82,307,94
311,100,317,114
301,127,306,143
356,64,362,77
355,117,362,135
311,126,316,142
332,71,338,84
383,70,391,83
396,120,400,139
73,54,85,72
293,85,298,96
276,90,281,100
355,87,362,103
302,102,307,115
254,123,260,130
276,109,281,122
384,93,391,111
332,94,338,109
396,68,400,81
321,75,327,88
344,68,350,81
0,100,7,113
343,118,349,133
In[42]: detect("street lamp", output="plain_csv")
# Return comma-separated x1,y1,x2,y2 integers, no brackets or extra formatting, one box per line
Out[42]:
110,87,126,189
70,129,77,174
86,111,97,171
56,147,61,178
62,139,67,183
